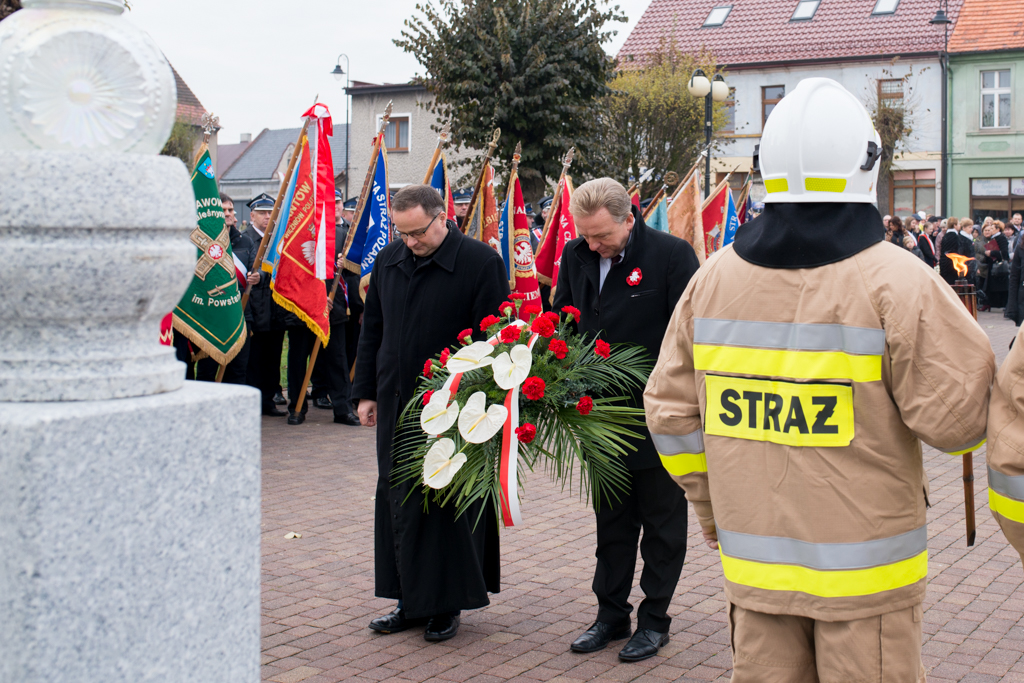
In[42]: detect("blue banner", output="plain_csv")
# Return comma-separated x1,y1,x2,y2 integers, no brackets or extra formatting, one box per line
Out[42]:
344,145,390,278
722,188,740,247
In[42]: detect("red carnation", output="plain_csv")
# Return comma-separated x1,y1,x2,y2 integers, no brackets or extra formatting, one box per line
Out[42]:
422,390,434,406
457,329,473,345
594,339,611,359
576,396,594,416
548,338,568,360
499,301,515,316
500,324,522,344
480,314,501,331
521,303,542,319
423,359,434,378
440,348,451,365
523,377,546,400
562,305,582,322
531,316,556,338
509,293,527,301
541,311,560,325
515,423,537,444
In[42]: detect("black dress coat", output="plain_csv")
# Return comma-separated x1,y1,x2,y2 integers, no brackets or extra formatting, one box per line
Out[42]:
243,225,291,332
351,222,510,618
552,206,700,470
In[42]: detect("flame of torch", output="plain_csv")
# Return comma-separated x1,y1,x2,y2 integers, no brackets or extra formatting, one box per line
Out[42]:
945,253,974,278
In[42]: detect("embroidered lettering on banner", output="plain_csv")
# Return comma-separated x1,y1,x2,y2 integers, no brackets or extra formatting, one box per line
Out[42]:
704,375,854,447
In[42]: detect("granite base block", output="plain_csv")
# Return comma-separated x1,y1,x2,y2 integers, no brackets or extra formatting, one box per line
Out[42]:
0,382,261,683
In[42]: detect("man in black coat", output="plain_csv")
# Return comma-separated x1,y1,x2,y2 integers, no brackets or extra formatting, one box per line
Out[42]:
243,193,289,416
553,178,700,663
352,185,510,642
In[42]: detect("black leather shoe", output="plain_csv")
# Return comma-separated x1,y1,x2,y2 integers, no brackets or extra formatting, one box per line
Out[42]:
618,628,669,662
287,411,305,425
570,621,631,653
273,391,287,405
424,613,460,642
368,608,428,634
334,412,361,426
262,407,286,417
313,397,332,409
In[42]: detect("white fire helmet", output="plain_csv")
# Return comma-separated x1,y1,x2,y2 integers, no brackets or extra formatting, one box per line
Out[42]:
756,78,882,204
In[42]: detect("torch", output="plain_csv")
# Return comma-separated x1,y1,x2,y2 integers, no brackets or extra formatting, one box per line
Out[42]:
946,252,977,547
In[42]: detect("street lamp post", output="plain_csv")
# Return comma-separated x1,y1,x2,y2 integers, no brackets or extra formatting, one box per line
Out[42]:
688,69,729,199
930,1,952,217
330,54,351,200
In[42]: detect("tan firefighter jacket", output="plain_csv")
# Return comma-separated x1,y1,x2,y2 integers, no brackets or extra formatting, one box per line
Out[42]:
986,325,1024,565
644,241,995,621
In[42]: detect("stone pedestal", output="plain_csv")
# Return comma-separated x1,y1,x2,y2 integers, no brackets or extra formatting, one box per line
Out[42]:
0,384,261,683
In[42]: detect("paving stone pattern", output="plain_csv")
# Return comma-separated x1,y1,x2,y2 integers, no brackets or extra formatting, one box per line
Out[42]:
261,311,1024,682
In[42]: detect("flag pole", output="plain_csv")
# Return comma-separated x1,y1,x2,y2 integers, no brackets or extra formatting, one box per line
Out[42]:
642,185,666,221
534,146,575,275
340,101,393,273
626,167,655,199
701,165,741,211
505,141,523,289
295,102,393,413
421,120,451,185
463,128,501,236
670,153,708,203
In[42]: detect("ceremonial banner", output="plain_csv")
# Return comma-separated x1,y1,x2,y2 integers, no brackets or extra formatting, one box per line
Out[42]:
629,187,641,211
171,148,247,364
722,188,740,247
667,168,705,264
646,195,669,233
468,165,498,243
735,174,752,225
534,176,576,289
343,140,391,281
701,180,730,258
429,151,457,218
261,154,299,274
304,103,337,280
496,169,542,313
270,136,330,345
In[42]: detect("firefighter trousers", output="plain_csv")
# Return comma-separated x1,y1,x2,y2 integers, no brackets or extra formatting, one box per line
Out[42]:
728,601,925,683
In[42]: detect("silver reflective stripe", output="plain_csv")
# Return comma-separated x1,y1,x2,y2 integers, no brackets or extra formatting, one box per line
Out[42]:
944,434,986,455
716,525,927,571
694,319,885,356
651,431,705,455
989,467,1024,501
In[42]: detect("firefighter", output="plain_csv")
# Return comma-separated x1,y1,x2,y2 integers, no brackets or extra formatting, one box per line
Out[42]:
643,77,995,682
986,328,1024,564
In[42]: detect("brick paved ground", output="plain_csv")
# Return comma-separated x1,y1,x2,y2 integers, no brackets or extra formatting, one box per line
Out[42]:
260,310,1024,683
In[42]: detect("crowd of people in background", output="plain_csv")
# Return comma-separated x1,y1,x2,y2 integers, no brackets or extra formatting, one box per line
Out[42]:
883,210,1024,319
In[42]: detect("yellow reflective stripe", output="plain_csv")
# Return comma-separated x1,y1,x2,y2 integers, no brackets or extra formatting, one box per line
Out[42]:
694,344,882,382
804,177,847,193
764,178,789,193
720,549,928,598
659,451,707,476
946,438,986,456
989,488,1024,524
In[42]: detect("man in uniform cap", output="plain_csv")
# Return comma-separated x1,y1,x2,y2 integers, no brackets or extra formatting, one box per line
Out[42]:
452,189,472,231
243,193,289,416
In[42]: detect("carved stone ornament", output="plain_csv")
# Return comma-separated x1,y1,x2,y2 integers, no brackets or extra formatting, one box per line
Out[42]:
0,0,177,153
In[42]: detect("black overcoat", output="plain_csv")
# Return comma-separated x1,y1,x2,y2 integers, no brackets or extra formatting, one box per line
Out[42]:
552,207,700,470
243,225,292,332
351,222,510,618
230,226,255,324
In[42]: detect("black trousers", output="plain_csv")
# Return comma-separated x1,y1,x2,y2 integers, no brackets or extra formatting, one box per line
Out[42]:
196,334,251,384
593,465,688,633
310,321,352,417
246,329,285,412
286,326,316,414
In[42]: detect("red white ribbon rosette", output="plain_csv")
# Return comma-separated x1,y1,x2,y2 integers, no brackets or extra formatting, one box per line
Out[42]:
439,319,538,527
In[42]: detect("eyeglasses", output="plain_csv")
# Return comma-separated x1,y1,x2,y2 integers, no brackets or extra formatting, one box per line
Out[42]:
396,211,442,241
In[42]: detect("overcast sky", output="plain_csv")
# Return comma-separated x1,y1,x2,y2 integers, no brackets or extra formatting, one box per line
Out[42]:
123,0,653,144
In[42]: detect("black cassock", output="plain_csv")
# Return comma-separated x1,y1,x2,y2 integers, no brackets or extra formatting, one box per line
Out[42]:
352,222,510,619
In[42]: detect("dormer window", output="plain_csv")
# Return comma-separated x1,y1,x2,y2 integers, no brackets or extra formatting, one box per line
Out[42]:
872,0,899,15
791,0,820,21
702,5,732,27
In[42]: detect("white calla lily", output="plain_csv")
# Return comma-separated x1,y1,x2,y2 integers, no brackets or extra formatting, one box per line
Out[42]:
419,388,459,435
491,344,533,390
445,341,495,374
423,438,467,489
458,391,509,443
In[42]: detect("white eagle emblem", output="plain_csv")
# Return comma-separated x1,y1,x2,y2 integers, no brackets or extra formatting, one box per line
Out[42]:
301,241,316,266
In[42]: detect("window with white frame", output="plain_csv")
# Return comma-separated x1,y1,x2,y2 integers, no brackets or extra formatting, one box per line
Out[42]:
981,70,1011,129
791,0,820,21
702,6,731,27
871,0,899,15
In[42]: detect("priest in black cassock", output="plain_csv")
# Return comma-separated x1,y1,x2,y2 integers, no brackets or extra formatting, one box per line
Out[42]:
352,185,510,642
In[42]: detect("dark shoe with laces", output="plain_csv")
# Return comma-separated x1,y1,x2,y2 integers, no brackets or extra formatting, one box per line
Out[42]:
368,608,428,634
334,412,361,426
570,621,631,653
287,411,305,425
618,628,669,662
424,613,460,641
273,391,287,405
313,396,333,409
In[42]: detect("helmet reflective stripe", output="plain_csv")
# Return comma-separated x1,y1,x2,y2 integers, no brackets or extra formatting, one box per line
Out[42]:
759,77,882,204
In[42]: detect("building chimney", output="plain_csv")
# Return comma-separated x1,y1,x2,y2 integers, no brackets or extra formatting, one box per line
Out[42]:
240,133,251,143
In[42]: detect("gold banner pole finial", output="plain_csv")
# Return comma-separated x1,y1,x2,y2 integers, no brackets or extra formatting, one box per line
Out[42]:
510,141,522,175
421,119,452,185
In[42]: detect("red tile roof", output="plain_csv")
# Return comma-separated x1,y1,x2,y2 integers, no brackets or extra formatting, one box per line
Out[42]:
948,0,1024,53
619,0,963,67
171,65,208,124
